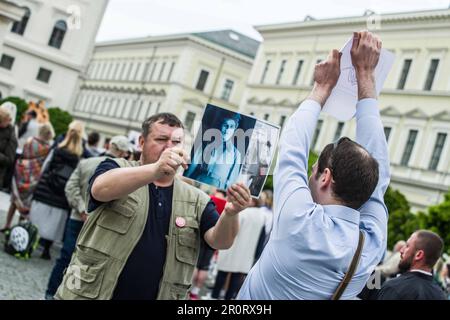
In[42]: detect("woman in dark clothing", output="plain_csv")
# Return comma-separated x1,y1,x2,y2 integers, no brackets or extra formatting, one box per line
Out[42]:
0,106,17,191
30,121,84,259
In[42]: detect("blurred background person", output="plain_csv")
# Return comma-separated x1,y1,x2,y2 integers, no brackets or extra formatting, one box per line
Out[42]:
254,190,274,263
210,198,266,300
29,120,84,259
0,101,17,136
190,189,227,300
376,240,406,278
17,110,39,154
103,137,111,152
85,131,102,157
1,123,55,232
52,122,92,159
377,230,446,300
0,105,17,193
45,135,131,299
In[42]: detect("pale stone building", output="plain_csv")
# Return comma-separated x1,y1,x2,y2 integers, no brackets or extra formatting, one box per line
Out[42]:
0,1,24,48
239,9,450,211
72,30,259,147
0,0,109,108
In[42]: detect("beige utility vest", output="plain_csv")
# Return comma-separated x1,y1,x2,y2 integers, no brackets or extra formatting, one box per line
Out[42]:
55,158,210,300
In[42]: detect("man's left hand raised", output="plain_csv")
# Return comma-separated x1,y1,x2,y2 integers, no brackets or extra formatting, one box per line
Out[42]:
224,183,252,215
308,49,341,107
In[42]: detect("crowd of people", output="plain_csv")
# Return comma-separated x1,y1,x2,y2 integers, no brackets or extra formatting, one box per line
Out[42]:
0,30,448,300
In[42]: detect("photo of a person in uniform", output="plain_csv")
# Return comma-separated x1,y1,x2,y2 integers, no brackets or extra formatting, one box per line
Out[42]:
184,105,255,190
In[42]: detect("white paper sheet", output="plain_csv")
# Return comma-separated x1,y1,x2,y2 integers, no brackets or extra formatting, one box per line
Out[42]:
322,37,395,121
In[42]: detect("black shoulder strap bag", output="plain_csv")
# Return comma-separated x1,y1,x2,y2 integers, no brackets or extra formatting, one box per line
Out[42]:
331,230,365,300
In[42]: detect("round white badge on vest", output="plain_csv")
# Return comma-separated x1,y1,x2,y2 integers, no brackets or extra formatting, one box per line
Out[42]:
175,217,186,228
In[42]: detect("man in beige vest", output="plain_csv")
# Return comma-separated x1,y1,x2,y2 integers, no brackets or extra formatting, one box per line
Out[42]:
56,113,251,300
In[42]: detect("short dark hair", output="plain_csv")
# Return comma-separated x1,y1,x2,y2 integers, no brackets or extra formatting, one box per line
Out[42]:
142,113,184,138
88,131,100,145
27,110,37,119
415,230,444,268
316,137,379,209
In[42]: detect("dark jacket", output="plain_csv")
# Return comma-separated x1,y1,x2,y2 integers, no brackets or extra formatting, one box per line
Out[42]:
377,271,447,300
33,147,80,210
0,124,18,187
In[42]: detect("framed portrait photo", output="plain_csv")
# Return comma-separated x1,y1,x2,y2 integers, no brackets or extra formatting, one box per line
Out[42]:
183,104,280,198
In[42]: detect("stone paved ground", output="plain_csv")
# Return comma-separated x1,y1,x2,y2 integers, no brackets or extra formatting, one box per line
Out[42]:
0,191,61,300
0,191,222,300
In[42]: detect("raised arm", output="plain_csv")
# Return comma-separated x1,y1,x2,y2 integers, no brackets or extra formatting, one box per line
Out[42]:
92,147,188,202
274,50,341,214
351,31,390,262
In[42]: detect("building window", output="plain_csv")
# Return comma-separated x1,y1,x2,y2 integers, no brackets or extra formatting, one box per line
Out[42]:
196,70,209,91
114,62,122,80
400,129,418,166
311,59,322,86
264,114,269,121
155,102,161,114
145,101,154,119
11,7,30,35
167,62,175,81
138,101,150,121
36,68,52,83
221,79,234,101
108,99,117,117
276,60,287,85
119,62,127,80
131,100,143,120
424,59,439,91
0,54,15,70
429,133,447,170
334,122,345,141
184,111,196,132
279,115,286,128
260,60,271,84
134,62,142,80
115,99,125,118
121,99,132,119
149,62,158,81
158,62,166,81
105,62,119,80
48,20,67,49
312,119,323,149
103,62,110,79
397,59,412,90
126,62,135,80
292,60,304,85
384,126,392,142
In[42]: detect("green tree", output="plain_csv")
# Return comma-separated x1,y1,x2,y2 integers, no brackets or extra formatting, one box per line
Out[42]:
424,191,450,254
47,107,73,137
387,209,427,250
385,186,410,213
0,96,28,124
308,151,318,176
385,187,416,249
263,151,318,191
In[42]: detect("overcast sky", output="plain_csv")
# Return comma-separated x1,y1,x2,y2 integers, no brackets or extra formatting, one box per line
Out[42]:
96,0,450,42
